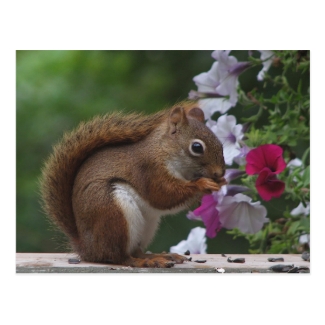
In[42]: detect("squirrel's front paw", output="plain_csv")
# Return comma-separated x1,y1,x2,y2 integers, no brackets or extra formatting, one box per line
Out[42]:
217,177,227,187
193,177,221,193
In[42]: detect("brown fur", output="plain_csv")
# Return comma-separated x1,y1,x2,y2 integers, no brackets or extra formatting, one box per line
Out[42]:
40,102,226,267
40,110,166,243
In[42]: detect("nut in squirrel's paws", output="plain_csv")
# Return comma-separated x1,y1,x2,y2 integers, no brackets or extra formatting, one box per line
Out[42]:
217,177,227,187
194,177,223,193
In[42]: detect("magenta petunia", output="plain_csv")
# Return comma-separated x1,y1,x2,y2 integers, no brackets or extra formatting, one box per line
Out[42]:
245,144,286,201
191,194,222,238
245,144,286,175
255,167,285,201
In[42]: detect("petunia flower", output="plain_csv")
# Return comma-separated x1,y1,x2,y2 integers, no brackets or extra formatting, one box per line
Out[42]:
246,144,286,201
169,227,207,254
299,234,310,245
255,167,286,201
225,168,246,182
224,168,250,195
287,158,303,169
246,144,286,175
191,61,233,118
190,50,251,119
217,193,268,234
257,50,274,81
291,202,310,248
207,115,244,165
287,158,304,181
225,184,251,196
187,193,222,238
291,202,310,216
187,177,250,238
233,144,251,166
211,51,250,105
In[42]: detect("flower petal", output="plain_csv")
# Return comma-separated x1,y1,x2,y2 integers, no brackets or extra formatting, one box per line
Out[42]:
169,240,189,254
186,211,201,221
287,158,303,168
225,184,250,196
217,194,268,234
170,227,207,254
193,61,220,93
233,145,251,166
191,194,221,239
225,169,246,182
208,115,244,166
257,50,274,81
246,144,286,174
192,194,217,218
255,168,285,201
198,98,233,119
291,202,310,216
216,75,239,105
223,144,241,166
299,234,310,245
187,227,208,254
191,51,250,118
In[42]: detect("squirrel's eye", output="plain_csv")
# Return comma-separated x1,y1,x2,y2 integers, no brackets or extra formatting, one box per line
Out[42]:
189,140,205,156
192,142,204,153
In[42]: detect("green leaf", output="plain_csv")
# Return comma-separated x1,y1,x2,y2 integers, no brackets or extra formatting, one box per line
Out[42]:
302,166,310,187
302,147,310,165
300,218,310,233
287,221,301,235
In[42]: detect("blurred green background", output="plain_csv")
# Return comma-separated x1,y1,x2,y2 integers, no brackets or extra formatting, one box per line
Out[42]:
16,50,304,254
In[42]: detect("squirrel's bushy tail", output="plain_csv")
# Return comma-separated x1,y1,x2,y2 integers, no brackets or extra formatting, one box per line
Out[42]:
40,110,167,246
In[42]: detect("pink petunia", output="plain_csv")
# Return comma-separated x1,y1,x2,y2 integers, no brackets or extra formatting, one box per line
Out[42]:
255,167,286,201
188,179,250,238
190,194,222,238
245,144,287,201
246,144,286,175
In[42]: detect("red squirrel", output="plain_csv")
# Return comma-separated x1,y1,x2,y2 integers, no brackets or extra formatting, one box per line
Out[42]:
40,102,226,268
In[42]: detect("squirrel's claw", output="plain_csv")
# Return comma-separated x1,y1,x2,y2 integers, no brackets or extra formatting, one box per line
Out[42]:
192,177,222,193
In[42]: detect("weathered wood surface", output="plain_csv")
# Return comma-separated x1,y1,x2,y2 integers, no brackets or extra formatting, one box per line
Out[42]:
16,253,310,273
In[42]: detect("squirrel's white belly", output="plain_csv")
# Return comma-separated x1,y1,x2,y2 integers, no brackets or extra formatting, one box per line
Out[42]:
113,183,190,254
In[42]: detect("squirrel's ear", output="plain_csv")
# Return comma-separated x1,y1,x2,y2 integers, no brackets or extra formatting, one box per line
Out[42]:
169,106,187,134
185,106,205,123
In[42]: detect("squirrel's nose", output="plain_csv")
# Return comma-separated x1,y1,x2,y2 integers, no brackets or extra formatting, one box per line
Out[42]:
213,166,225,179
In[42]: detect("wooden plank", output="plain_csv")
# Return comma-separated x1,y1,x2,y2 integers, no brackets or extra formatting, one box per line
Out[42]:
16,253,310,273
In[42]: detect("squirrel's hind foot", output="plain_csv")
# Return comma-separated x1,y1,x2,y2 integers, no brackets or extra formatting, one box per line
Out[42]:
123,256,175,268
124,253,189,268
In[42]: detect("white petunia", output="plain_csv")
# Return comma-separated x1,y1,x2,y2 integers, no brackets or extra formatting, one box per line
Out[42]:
197,98,233,119
211,50,240,105
291,202,310,216
170,227,207,254
225,168,246,182
191,50,250,119
207,115,244,165
217,193,268,234
291,201,310,247
287,158,303,169
257,50,274,81
299,234,310,245
287,158,304,181
233,145,251,166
